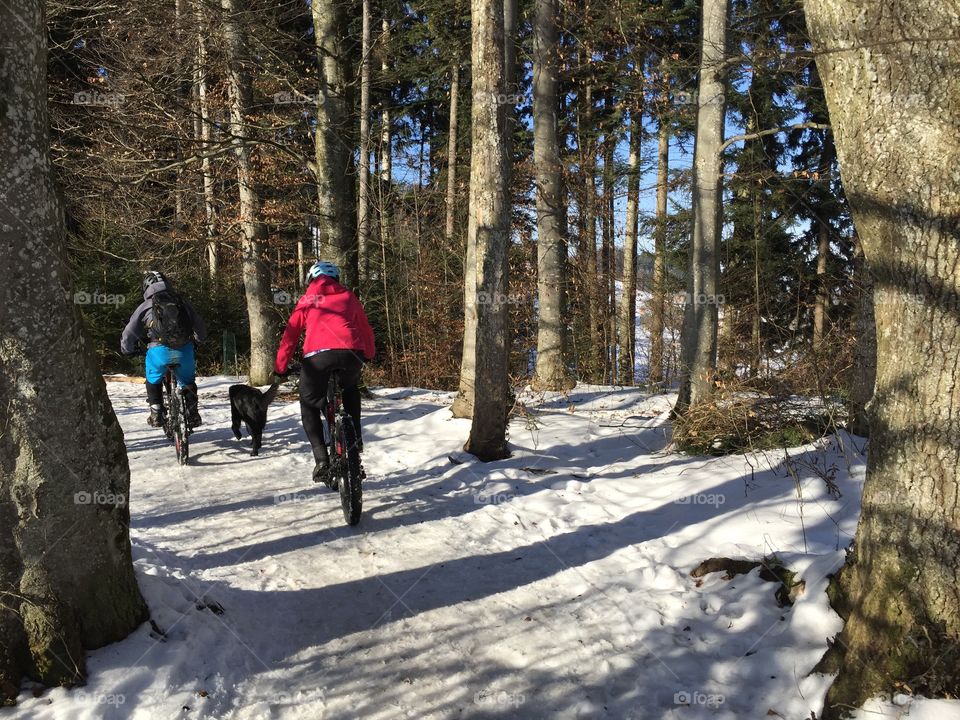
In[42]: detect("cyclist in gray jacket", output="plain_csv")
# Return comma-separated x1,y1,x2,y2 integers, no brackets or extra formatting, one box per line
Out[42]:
121,271,207,427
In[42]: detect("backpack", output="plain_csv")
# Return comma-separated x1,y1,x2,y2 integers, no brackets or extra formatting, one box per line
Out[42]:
148,290,194,348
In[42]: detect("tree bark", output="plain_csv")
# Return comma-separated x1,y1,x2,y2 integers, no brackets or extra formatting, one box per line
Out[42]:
618,107,642,385
357,0,372,291
676,0,728,412
0,0,148,699
803,1,960,714
813,219,829,348
444,59,460,246
848,237,876,437
463,0,511,461
221,0,274,385
194,12,217,278
531,0,572,391
649,114,669,387
312,0,357,288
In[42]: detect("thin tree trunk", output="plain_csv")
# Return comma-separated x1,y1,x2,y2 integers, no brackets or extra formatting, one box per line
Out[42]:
463,0,511,461
221,0,274,385
357,0,372,291
676,0,728,412
0,1,147,698
601,122,616,383
312,0,356,287
532,0,572,390
195,7,217,278
649,114,669,386
813,220,829,348
444,59,460,245
804,1,960,715
379,17,392,187
618,107,641,385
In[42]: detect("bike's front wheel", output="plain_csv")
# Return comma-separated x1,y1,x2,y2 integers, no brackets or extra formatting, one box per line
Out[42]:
334,414,362,525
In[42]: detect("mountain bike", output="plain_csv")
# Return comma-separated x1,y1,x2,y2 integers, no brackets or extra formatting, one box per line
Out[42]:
160,352,191,466
325,369,364,525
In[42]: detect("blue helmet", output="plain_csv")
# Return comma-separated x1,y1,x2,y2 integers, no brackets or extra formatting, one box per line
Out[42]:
307,260,340,282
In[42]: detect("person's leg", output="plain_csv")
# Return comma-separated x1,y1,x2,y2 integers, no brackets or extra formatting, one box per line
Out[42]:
299,354,332,476
174,344,201,426
330,350,365,452
144,346,167,426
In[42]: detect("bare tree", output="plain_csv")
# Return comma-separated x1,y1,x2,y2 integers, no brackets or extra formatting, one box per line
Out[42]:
676,0,728,412
803,1,960,715
221,0,275,385
532,0,573,390
444,59,461,245
312,0,356,286
649,113,670,386
357,0,372,289
618,106,642,385
0,0,147,698
463,0,511,460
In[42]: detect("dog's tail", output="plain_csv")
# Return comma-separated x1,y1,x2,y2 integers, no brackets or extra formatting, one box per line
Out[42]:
262,381,281,407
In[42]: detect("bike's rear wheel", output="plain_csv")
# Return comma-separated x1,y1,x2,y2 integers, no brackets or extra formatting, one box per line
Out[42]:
169,387,190,466
335,414,363,525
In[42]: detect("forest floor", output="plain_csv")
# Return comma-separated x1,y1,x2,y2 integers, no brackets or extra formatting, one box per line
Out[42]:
5,379,959,719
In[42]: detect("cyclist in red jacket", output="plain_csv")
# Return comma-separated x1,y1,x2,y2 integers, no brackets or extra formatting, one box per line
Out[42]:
275,261,375,483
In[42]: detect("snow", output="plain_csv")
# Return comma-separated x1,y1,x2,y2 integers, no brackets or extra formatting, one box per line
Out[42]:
6,378,959,719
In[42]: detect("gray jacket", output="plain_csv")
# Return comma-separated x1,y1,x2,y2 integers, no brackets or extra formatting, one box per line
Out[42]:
120,280,207,354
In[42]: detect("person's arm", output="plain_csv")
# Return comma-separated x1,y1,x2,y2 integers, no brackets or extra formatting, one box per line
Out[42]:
185,299,207,344
275,303,306,374
120,305,146,355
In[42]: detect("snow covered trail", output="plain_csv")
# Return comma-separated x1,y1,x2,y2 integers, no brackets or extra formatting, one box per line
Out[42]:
5,377,933,719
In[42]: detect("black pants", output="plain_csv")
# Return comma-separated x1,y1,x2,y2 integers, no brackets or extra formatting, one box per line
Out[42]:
299,350,364,463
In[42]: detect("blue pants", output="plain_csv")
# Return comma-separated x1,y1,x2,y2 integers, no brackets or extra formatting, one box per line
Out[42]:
145,344,196,386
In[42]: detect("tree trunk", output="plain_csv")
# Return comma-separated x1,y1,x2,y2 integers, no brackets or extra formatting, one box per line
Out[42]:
462,0,511,461
454,0,516,418
312,0,356,288
221,0,274,385
649,114,669,387
531,0,572,391
803,1,960,714
618,107,641,385
848,237,876,437
601,124,616,383
0,1,148,699
813,216,829,349
444,59,460,245
194,15,218,278
357,0,372,291
676,0,728,412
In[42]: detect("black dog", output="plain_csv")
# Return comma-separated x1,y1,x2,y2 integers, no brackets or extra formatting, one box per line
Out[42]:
229,381,280,456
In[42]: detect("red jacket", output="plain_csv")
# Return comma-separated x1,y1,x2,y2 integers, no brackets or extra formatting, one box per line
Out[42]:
274,276,376,373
